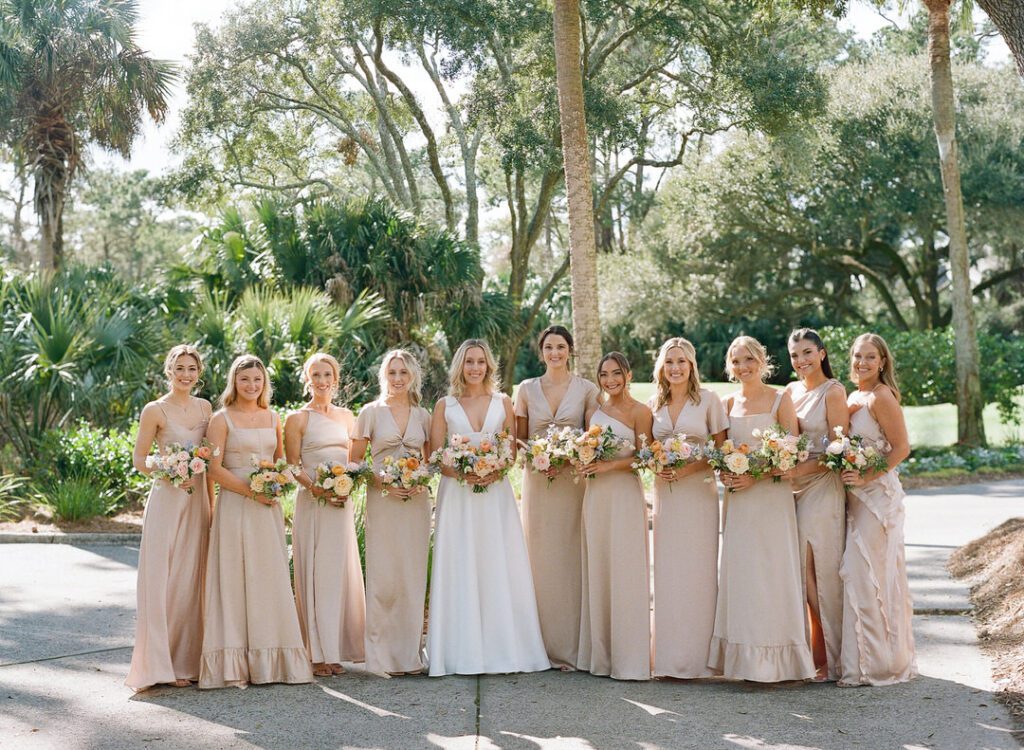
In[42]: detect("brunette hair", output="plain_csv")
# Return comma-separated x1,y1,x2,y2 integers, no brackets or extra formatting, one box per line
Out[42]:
725,336,774,383
448,339,500,397
538,325,575,368
652,337,702,409
220,355,272,409
788,327,835,380
378,349,424,405
301,352,341,398
850,333,902,403
596,351,632,395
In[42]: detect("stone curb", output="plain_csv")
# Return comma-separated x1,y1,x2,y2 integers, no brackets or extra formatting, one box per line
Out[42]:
0,532,142,545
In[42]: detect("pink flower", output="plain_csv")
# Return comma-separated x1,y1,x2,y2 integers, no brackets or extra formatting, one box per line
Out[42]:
175,462,189,478
189,458,206,474
533,453,551,471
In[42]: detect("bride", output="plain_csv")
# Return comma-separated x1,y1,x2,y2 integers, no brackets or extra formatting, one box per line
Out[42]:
426,339,551,676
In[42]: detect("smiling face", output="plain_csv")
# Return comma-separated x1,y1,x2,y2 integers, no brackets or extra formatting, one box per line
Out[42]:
728,346,762,384
789,337,825,381
462,346,489,387
385,355,411,396
541,334,571,372
235,365,266,404
168,354,200,394
662,347,692,385
307,360,337,401
851,340,884,383
598,357,631,397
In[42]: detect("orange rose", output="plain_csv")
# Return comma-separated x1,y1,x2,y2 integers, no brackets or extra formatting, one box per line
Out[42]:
259,460,275,469
196,446,212,460
480,441,492,452
406,457,420,470
650,441,663,452
738,443,750,454
588,425,602,436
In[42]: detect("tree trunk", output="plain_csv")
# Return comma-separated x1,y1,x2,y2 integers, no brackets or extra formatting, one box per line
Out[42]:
924,0,986,446
552,0,602,384
976,0,1024,79
34,160,67,271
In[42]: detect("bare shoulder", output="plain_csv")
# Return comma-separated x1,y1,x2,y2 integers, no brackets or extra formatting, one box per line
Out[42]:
871,384,900,410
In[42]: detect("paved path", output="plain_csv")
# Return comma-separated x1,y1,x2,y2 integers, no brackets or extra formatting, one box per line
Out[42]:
1,481,1022,750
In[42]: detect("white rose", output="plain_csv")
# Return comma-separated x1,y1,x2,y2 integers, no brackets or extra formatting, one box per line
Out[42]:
826,441,844,455
578,445,597,465
333,474,354,496
724,452,750,474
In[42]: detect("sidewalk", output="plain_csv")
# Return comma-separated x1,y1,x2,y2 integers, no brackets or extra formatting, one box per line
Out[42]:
0,481,1021,750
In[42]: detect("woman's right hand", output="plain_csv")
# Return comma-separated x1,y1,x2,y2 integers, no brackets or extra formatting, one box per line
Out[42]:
252,491,278,506
309,484,326,498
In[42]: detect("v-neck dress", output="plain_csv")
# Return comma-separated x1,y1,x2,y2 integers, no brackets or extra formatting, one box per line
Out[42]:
839,403,916,686
199,410,313,689
354,400,433,675
577,409,651,680
650,388,729,679
791,379,848,680
514,375,599,669
292,410,366,666
708,391,815,682
425,394,550,676
126,399,211,691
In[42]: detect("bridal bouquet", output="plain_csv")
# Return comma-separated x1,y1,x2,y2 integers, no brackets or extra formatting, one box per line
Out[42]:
632,432,702,481
146,439,219,494
704,438,768,490
568,425,632,480
753,424,810,482
520,425,576,482
248,457,297,503
430,431,515,493
377,453,435,498
820,426,889,487
314,460,374,507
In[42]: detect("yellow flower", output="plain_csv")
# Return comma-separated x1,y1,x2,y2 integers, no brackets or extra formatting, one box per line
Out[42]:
331,464,345,476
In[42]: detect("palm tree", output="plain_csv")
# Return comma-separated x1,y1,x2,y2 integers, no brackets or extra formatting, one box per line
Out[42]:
0,0,176,270
552,0,602,382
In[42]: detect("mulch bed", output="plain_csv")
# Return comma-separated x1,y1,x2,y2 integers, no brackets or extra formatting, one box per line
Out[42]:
948,517,1024,733
0,510,144,535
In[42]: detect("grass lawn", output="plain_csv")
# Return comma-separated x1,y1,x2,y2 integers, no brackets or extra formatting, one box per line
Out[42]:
591,382,1023,448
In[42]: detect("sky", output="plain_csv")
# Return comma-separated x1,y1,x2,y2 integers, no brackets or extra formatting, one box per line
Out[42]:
98,0,1012,176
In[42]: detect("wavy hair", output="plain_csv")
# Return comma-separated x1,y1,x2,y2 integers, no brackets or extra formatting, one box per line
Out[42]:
725,336,774,383
653,337,702,409
850,333,901,403
448,339,500,397
378,349,424,405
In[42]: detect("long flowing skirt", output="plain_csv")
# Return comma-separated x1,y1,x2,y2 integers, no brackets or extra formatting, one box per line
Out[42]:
652,470,718,678
793,470,846,680
839,474,917,686
708,479,815,682
126,480,209,691
578,471,651,681
364,486,431,674
292,490,366,665
521,469,585,669
426,476,550,676
199,483,313,688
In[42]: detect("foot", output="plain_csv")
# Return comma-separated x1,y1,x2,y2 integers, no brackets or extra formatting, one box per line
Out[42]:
329,663,345,675
813,665,829,682
172,679,192,687
312,663,332,677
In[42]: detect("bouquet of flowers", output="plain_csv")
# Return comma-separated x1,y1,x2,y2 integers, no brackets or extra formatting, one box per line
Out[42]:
519,425,576,483
753,424,810,482
568,424,632,480
146,439,219,494
377,453,435,498
820,426,889,487
314,460,374,507
430,431,515,494
704,438,767,490
632,432,702,481
248,457,297,503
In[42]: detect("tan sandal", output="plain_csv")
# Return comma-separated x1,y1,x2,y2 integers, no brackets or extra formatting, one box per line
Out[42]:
329,663,345,675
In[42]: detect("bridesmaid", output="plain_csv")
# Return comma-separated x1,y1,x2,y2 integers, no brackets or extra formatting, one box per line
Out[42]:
199,355,313,689
126,345,211,691
514,325,599,670
785,328,849,680
349,349,432,676
577,352,653,681
649,337,728,679
284,353,366,677
839,333,916,686
708,336,815,682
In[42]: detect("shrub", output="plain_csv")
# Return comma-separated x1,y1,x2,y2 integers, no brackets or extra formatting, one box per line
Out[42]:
819,326,1024,425
902,444,1024,475
36,475,120,522
34,421,149,510
0,473,28,521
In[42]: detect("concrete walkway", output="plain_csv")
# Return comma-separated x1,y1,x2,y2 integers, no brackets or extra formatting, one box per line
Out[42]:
1,481,1021,750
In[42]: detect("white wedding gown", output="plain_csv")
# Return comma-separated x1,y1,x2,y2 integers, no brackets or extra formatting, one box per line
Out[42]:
426,394,551,676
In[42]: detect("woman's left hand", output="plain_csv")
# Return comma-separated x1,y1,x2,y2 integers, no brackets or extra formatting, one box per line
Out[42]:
841,469,867,486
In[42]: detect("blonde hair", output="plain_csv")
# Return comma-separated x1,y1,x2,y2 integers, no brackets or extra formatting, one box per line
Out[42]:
850,333,901,403
725,336,774,383
448,339,500,397
378,349,423,405
163,344,204,386
301,352,341,398
653,337,702,409
220,355,272,408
